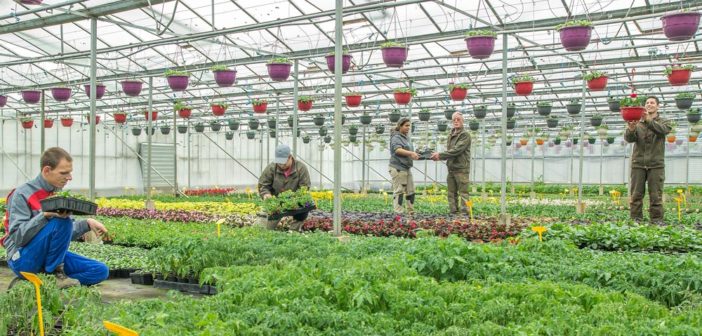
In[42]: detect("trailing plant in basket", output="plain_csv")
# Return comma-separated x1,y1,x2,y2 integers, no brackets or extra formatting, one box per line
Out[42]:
173,101,191,111
210,65,230,72
676,92,695,99
252,98,267,106
380,41,405,48
555,20,593,30
297,95,314,103
448,83,469,90
583,70,606,81
211,102,228,108
664,64,695,75
19,117,33,123
268,57,292,64
465,29,497,37
393,87,417,96
512,75,534,83
164,69,191,77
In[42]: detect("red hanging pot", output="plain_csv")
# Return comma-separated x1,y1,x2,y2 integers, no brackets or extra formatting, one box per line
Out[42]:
21,120,34,129
43,119,54,128
178,109,192,119
449,88,468,101
114,113,127,124
253,102,268,113
60,118,74,127
211,105,227,116
298,100,313,111
86,115,101,124
586,76,608,91
393,92,412,105
144,110,158,121
621,107,645,121
667,69,692,86
345,95,362,107
514,82,533,96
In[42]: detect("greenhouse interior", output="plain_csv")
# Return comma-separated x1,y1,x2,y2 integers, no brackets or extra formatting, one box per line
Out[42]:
1,0,702,334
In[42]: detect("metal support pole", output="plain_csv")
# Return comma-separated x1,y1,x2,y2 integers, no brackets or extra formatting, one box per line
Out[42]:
531,115,535,196
319,141,324,189
362,126,367,192
88,17,97,201
499,35,508,221
576,77,586,211
599,142,604,194
686,141,690,192
482,124,486,194
275,92,280,146
259,130,264,173
173,94,178,196
187,129,192,189
146,76,153,207
332,0,343,236
40,90,45,153
292,60,299,156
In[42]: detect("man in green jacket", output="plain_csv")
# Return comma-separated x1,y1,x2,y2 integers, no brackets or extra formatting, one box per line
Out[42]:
431,111,472,215
258,144,312,231
624,96,672,224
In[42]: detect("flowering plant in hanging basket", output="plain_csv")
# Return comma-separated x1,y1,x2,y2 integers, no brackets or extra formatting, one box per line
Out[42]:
380,42,408,68
664,65,695,86
418,108,431,122
297,96,314,111
660,11,701,41
228,119,240,131
248,119,260,130
84,83,106,99
583,71,607,91
464,29,497,59
448,83,469,101
388,110,401,122
60,115,74,127
120,80,143,96
51,86,72,102
343,92,362,107
174,101,192,119
143,110,158,121
675,92,695,110
164,69,191,91
360,113,373,125
113,112,127,124
20,117,34,129
210,65,237,87
267,57,293,81
512,75,534,96
619,93,645,121
252,98,268,113
43,118,54,128
325,50,352,73
211,102,228,116
555,20,593,51
393,87,416,105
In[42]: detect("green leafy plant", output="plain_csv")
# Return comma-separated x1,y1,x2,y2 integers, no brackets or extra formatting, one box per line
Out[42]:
393,87,417,96
583,71,607,81
448,83,469,90
210,65,230,72
268,57,291,64
326,49,350,56
688,108,700,115
607,96,619,102
512,75,534,83
568,99,581,104
380,41,405,48
211,102,228,108
676,92,695,99
19,117,32,122
537,101,552,107
343,92,361,96
664,64,696,75
297,96,314,103
260,187,314,215
252,98,267,106
465,29,497,37
620,93,645,107
60,115,73,120
164,69,190,77
555,20,593,31
173,101,191,111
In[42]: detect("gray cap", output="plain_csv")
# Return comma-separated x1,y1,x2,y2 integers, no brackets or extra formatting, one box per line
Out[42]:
274,144,291,164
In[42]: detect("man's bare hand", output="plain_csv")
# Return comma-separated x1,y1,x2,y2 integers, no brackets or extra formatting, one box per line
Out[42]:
263,194,273,200
87,218,108,236
627,120,639,131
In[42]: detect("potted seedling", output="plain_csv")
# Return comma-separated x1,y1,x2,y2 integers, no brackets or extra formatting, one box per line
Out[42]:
660,10,701,41
688,108,701,123
267,57,293,81
512,75,535,96
211,102,228,116
297,96,314,111
584,70,608,91
555,20,593,51
590,113,603,127
620,93,645,121
174,101,192,119
448,83,469,101
41,191,97,216
380,41,408,68
665,64,695,86
252,98,268,113
210,65,237,87
675,92,695,110
393,87,416,105
164,69,191,91
344,92,362,107
325,49,352,73
464,29,497,59
228,119,240,131
474,104,487,119
537,101,552,116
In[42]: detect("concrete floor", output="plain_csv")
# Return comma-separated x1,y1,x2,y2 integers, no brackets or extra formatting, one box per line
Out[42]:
1,266,169,302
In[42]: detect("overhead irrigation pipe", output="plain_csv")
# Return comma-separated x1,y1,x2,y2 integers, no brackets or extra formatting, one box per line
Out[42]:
199,132,260,181
102,126,189,198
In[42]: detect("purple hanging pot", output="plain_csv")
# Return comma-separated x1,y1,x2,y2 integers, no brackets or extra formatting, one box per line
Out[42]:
213,70,237,87
381,46,408,68
267,63,292,81
661,12,701,41
21,90,41,104
84,84,106,99
558,25,593,51
0,95,7,107
465,36,496,59
50,87,72,102
166,75,190,91
121,81,143,97
325,54,352,73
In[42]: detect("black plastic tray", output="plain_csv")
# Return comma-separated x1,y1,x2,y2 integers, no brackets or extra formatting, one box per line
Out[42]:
153,279,216,295
417,149,434,160
40,196,97,216
267,204,316,220
129,272,154,286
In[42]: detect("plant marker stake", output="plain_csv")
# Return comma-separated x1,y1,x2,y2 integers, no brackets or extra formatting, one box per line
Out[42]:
675,197,682,221
216,218,225,238
531,226,547,242
677,189,687,208
103,321,139,336
20,272,44,336
383,191,388,205
465,200,473,222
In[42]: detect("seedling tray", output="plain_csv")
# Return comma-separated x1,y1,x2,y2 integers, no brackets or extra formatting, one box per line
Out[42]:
267,204,316,220
40,196,97,216
417,149,434,160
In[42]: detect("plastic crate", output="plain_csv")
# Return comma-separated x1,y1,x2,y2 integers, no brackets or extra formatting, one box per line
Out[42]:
40,196,98,216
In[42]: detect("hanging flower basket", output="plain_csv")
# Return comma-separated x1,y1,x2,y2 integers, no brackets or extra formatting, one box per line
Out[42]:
177,125,188,134
556,20,593,51
344,93,362,107
225,132,234,140
583,71,607,91
43,119,54,128
0,95,6,107
20,118,34,129
210,122,222,132
687,108,700,123
380,43,408,68
675,93,694,110
228,119,240,131
165,69,191,91
246,131,256,139
325,53,352,73
376,124,385,134
388,111,401,122
302,136,311,144
21,90,41,104
144,110,158,121
324,135,332,144
448,83,468,101
464,30,497,59
349,125,358,136
211,103,228,116
620,93,645,121
84,84,106,99
661,11,701,41
131,128,142,136
512,75,534,96
178,108,192,119
607,98,620,112
60,117,74,127
298,96,313,111
547,117,559,128
248,119,260,130
210,66,237,87
319,126,328,137
267,57,292,81
252,99,268,113
473,105,487,119
194,123,205,133
121,80,143,96
590,115,603,127
360,114,373,125
437,122,448,132
113,113,127,124
506,119,516,130
417,109,431,122
665,65,694,86
536,102,552,116
469,121,480,131
566,101,582,115
393,87,416,105
51,87,72,102
505,103,516,118
313,115,325,126
267,118,276,129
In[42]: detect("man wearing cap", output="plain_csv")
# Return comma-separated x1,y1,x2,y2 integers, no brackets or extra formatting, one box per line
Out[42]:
258,144,312,231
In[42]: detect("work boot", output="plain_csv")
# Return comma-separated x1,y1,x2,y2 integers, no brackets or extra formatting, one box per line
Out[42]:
52,264,80,289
